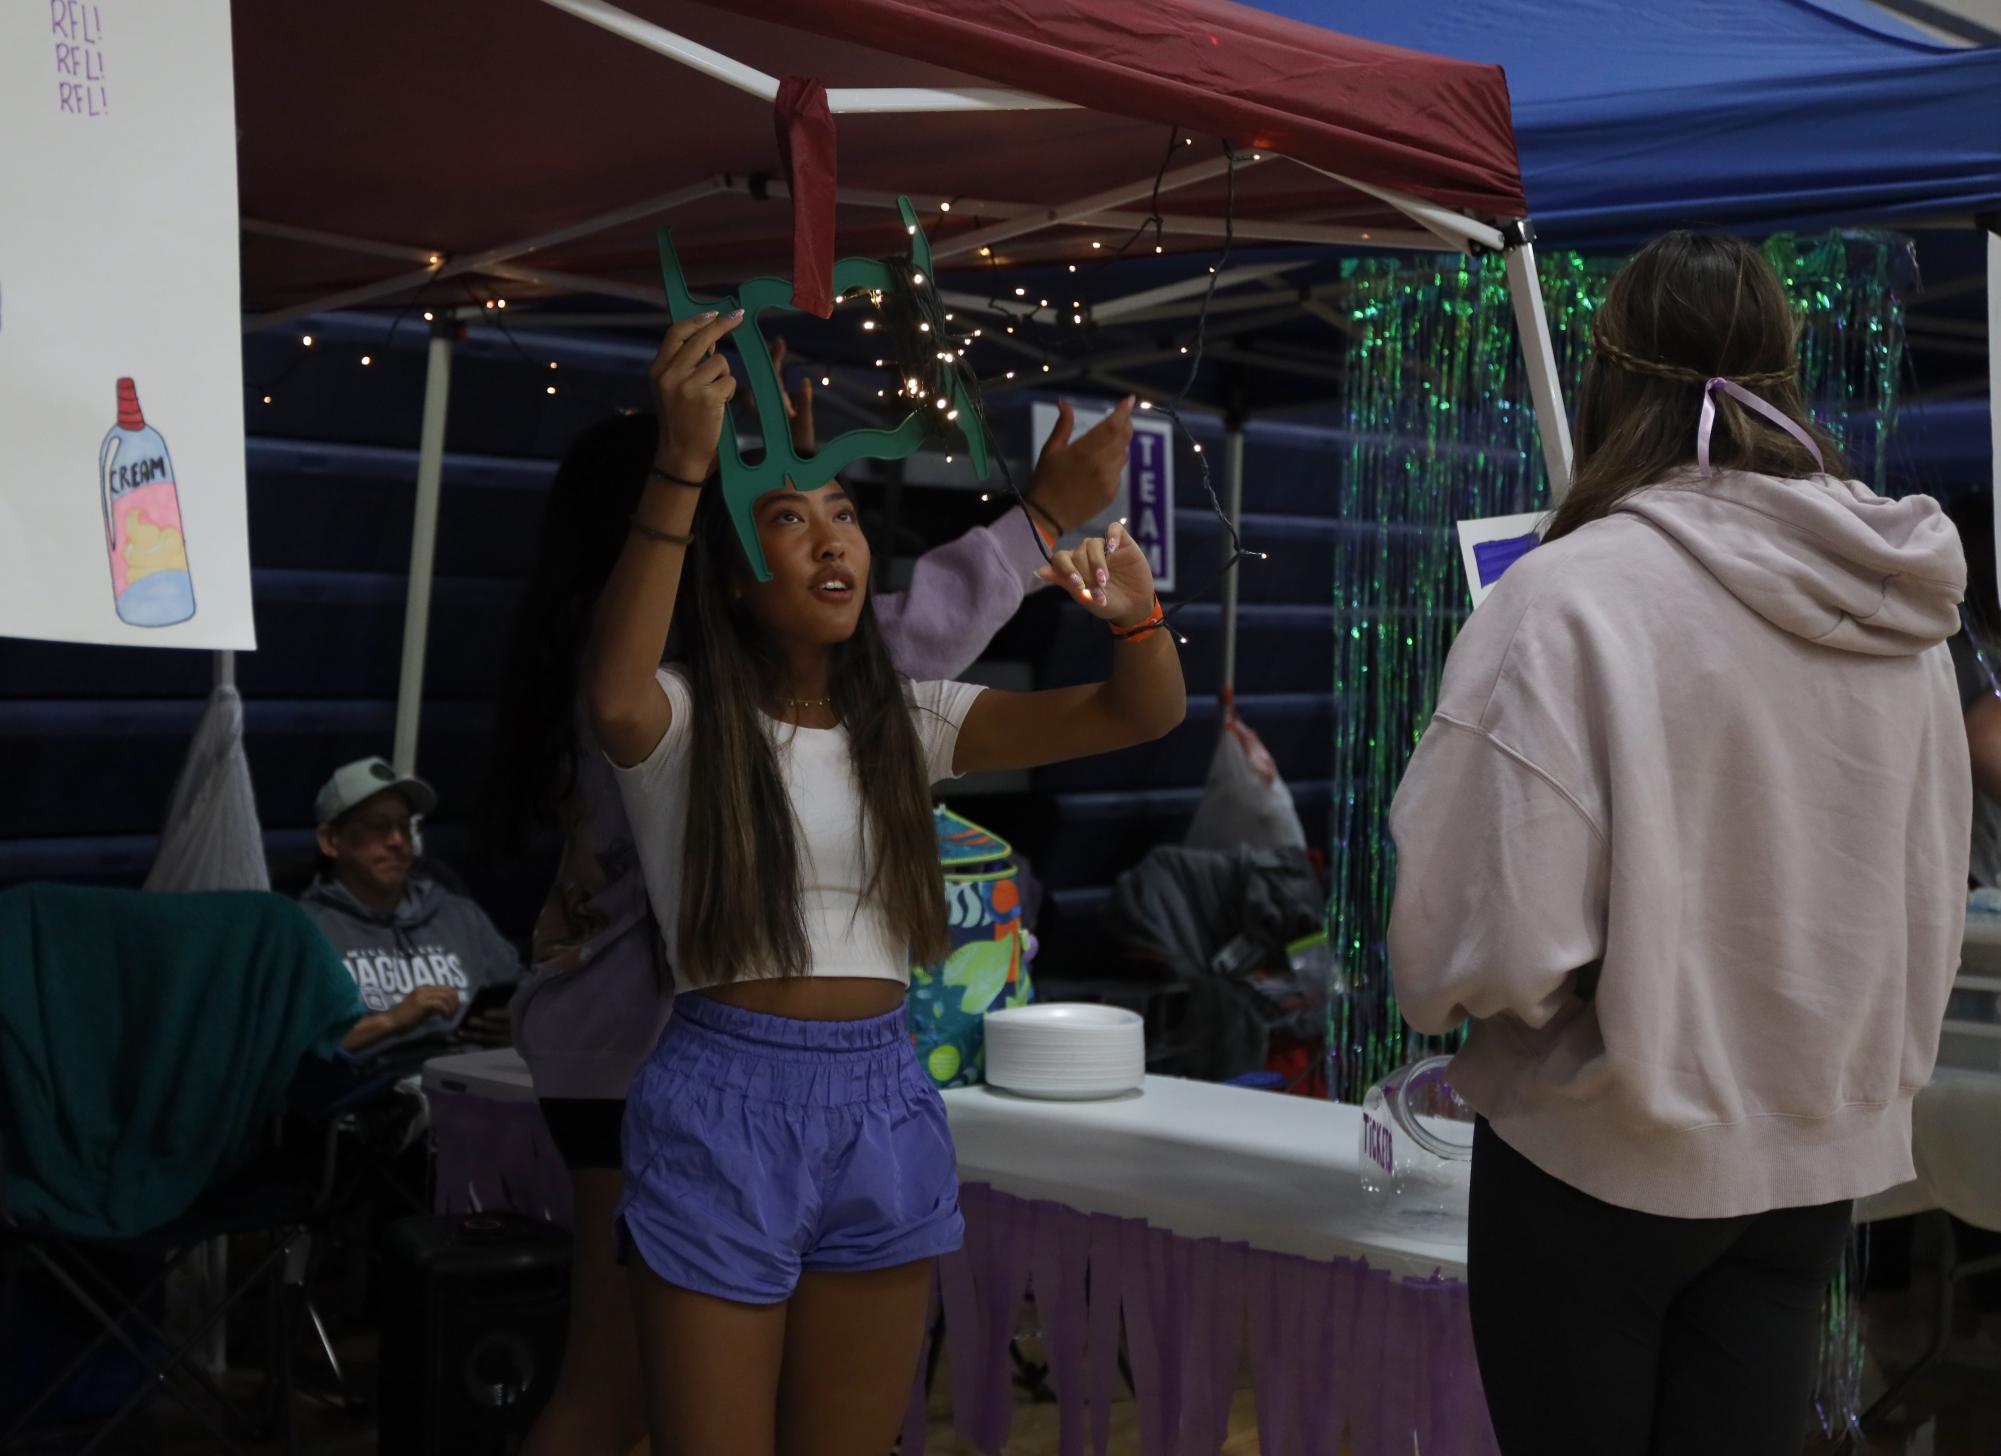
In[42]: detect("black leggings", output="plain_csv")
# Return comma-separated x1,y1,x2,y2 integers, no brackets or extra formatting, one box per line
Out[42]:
1468,1119,1851,1456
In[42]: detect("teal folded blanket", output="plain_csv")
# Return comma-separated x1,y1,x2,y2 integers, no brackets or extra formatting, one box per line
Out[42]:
0,884,365,1239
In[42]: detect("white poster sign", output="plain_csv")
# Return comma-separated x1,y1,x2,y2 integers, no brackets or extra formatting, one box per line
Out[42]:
0,1,253,649
1455,512,1546,609
1030,399,1176,591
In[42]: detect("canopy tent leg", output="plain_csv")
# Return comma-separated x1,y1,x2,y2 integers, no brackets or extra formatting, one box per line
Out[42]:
1989,223,2000,595
1220,418,1247,700
213,650,234,690
1501,230,1575,502
393,319,455,775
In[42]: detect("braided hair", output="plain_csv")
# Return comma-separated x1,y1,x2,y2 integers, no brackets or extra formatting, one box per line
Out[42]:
1587,326,1798,390
1545,232,1845,543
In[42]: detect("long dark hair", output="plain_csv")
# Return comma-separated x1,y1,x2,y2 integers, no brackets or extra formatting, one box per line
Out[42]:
677,484,948,982
1545,231,1847,543
481,413,659,852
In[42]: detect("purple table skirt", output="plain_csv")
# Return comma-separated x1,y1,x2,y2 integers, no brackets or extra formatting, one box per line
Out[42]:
428,1095,1495,1455
429,1089,574,1227
907,1181,1498,1456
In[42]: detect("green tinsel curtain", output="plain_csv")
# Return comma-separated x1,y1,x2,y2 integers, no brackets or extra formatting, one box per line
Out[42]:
1327,230,1910,1101
1326,231,1912,1441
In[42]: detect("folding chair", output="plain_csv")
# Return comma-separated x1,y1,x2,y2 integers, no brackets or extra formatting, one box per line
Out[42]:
0,1059,384,1455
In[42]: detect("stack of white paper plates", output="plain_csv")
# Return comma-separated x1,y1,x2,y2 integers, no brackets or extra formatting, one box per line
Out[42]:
984,1003,1146,1100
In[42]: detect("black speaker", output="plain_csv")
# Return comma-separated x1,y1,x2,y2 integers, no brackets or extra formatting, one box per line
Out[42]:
377,1213,572,1456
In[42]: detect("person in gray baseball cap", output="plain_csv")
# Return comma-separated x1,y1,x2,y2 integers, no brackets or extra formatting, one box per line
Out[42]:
300,757,520,1060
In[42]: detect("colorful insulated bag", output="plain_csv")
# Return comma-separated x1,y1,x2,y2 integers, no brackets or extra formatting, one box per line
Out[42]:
907,806,1033,1088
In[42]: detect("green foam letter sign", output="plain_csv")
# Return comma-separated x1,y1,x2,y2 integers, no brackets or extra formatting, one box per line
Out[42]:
657,198,991,581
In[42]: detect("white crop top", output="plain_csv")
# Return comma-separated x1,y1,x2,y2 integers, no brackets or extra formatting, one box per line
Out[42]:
611,667,985,992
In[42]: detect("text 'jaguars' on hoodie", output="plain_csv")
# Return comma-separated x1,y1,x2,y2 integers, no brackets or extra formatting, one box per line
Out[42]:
1389,468,1970,1219
298,874,522,1060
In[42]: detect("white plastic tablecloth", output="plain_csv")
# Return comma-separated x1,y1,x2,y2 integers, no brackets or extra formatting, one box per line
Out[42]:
945,1076,1466,1281
422,1022,2001,1247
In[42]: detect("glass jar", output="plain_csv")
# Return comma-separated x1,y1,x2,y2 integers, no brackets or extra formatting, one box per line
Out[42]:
1358,1054,1475,1218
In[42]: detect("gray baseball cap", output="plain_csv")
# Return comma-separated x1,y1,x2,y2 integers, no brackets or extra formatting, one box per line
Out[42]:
314,757,438,827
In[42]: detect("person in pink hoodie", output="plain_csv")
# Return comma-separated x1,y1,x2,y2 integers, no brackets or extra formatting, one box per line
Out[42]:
1388,232,1969,1456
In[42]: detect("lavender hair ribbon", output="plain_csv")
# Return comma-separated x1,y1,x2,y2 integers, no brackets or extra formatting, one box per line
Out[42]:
1696,377,1824,476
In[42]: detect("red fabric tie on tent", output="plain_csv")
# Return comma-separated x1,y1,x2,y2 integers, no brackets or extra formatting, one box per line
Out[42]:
774,76,837,318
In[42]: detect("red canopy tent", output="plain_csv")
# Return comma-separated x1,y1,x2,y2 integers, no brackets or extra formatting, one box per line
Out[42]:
229,0,1567,765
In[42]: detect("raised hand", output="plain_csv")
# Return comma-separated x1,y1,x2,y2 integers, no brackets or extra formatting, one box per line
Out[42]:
770,338,817,453
1026,396,1135,537
1034,519,1156,627
648,309,744,482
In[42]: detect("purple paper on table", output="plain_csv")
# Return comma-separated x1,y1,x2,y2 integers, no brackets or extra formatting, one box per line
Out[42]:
428,1089,574,1227
1472,532,1540,588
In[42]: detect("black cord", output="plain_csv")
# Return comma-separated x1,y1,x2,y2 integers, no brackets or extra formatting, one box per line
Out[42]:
955,134,1260,636
1091,126,1181,273
1144,143,1260,635
875,257,1055,568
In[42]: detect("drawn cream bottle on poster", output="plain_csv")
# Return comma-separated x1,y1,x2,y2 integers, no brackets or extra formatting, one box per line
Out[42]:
99,377,195,626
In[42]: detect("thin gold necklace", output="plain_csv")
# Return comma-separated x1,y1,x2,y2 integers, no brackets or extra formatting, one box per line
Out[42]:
785,696,832,710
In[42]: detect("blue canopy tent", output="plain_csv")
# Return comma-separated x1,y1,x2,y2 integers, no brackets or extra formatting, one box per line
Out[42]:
1248,0,2001,245
1254,0,2001,585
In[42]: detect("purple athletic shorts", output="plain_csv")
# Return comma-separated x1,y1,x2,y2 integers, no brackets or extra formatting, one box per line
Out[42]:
617,993,964,1304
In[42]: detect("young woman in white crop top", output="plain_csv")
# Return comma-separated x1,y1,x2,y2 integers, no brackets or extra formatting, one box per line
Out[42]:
586,310,1185,1456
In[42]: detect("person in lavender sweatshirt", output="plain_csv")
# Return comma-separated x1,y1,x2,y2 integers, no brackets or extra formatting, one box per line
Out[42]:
1388,233,1969,1455
483,365,1127,1456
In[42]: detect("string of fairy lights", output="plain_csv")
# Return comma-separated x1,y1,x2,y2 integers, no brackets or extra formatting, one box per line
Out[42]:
245,128,1266,640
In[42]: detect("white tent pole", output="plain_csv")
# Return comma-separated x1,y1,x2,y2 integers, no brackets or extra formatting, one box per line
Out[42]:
537,0,1069,112
723,179,1442,251
1502,235,1575,500
245,179,724,332
241,218,438,266
213,651,235,690
827,87,1072,113
1220,420,1247,699
538,0,779,98
1070,212,1437,252
483,261,662,306
933,154,1271,262
1988,225,2000,590
1286,157,1508,255
393,319,455,774
1091,262,1306,323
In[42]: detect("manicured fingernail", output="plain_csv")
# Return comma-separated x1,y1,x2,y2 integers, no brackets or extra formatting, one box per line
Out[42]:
1107,536,1119,552
698,310,718,320
1070,572,1084,587
1096,569,1108,587
728,308,745,319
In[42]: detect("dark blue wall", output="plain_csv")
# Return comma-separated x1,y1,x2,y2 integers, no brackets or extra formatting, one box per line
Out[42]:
4,315,1360,966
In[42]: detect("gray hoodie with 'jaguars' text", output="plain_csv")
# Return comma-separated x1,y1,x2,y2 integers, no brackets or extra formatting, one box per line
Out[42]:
299,875,522,1060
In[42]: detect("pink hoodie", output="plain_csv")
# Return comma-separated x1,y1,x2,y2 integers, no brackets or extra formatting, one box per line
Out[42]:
1388,469,1970,1218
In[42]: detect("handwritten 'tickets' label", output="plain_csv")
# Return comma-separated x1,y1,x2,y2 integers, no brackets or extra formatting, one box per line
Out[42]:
1362,1111,1395,1176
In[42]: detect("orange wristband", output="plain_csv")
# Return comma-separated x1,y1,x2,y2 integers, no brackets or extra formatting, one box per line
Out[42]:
1108,595,1164,639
